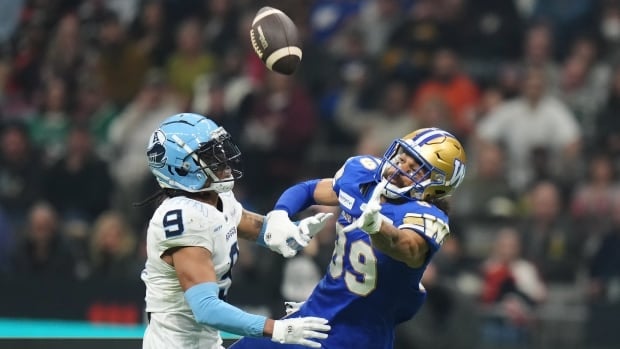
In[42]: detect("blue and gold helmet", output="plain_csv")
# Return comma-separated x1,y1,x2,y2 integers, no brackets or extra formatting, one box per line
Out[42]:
146,113,242,193
376,127,466,200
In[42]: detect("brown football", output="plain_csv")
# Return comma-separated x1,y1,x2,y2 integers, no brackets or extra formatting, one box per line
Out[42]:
250,7,302,75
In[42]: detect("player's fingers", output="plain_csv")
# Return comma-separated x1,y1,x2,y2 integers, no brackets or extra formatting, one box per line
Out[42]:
304,330,329,339
341,223,357,233
367,202,382,211
312,212,326,220
298,219,314,236
293,235,310,248
318,212,334,223
305,323,331,332
297,339,321,348
307,214,332,237
281,245,298,258
303,317,330,325
371,180,388,202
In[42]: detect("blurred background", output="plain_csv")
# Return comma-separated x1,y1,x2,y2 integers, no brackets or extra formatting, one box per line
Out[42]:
0,0,620,348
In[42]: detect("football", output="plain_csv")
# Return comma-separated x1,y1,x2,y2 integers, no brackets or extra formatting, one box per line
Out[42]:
250,6,302,75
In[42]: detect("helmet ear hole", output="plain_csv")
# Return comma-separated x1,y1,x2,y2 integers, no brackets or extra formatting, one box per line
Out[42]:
174,167,188,176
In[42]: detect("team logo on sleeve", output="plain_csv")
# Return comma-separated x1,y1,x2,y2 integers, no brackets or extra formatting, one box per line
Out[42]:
147,129,167,168
338,190,355,210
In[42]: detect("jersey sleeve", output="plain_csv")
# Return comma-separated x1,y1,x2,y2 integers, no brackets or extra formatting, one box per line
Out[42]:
395,201,450,256
218,191,243,227
156,199,223,255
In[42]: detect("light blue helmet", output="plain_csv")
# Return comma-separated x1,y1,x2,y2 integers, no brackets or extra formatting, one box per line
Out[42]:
146,113,242,193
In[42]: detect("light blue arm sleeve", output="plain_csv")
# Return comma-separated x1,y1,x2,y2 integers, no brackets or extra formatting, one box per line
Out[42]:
184,282,267,337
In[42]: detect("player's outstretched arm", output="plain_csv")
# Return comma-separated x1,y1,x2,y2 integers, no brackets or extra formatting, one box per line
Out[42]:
369,225,430,268
236,209,332,258
172,246,330,347
343,181,431,268
235,179,337,258
274,179,339,216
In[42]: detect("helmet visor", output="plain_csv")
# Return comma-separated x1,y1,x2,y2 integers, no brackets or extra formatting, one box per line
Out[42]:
195,133,243,180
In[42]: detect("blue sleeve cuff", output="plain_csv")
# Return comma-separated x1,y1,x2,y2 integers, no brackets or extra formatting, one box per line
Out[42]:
274,179,320,216
185,282,266,337
257,220,268,247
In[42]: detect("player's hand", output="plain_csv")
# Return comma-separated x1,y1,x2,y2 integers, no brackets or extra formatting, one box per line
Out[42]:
272,317,330,348
295,212,333,246
342,180,388,234
263,210,300,258
284,301,305,315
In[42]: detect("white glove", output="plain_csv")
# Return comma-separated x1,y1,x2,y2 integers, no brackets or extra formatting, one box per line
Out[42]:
284,301,305,315
342,181,391,234
263,210,301,258
272,317,330,348
290,212,334,250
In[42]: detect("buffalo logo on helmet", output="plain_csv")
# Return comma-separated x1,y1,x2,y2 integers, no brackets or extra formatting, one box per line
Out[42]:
147,129,167,168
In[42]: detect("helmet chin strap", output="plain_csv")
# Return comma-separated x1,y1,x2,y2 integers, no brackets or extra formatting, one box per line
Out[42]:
381,163,426,200
198,154,235,193
204,177,235,193
384,181,416,199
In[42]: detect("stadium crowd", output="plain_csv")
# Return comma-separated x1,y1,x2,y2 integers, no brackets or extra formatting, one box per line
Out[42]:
1,0,620,348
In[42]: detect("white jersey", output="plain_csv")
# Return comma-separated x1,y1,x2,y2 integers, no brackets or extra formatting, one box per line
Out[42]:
142,192,242,349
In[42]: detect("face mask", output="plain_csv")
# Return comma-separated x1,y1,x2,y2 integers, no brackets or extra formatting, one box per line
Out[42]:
602,18,620,41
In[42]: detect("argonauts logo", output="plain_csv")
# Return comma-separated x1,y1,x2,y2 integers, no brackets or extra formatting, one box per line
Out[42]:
147,129,167,168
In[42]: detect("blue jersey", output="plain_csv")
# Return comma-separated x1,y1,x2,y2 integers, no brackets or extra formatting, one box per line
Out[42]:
231,156,450,349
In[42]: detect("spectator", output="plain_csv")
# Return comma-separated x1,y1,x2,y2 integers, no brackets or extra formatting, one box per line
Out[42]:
382,0,447,83
95,12,150,108
128,0,173,68
570,154,620,238
411,47,480,138
479,227,547,347
27,76,71,163
337,79,417,156
201,0,241,55
241,72,318,208
72,78,119,155
191,46,256,139
0,0,23,48
452,145,515,219
555,54,607,141
4,20,47,108
593,63,620,157
355,0,406,57
43,14,85,93
587,200,620,303
88,211,142,280
476,67,581,192
395,262,480,349
459,0,523,61
520,181,582,284
598,0,620,62
107,69,180,228
165,17,217,109
42,126,114,225
10,202,77,279
0,121,43,229
530,0,596,57
521,22,560,88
